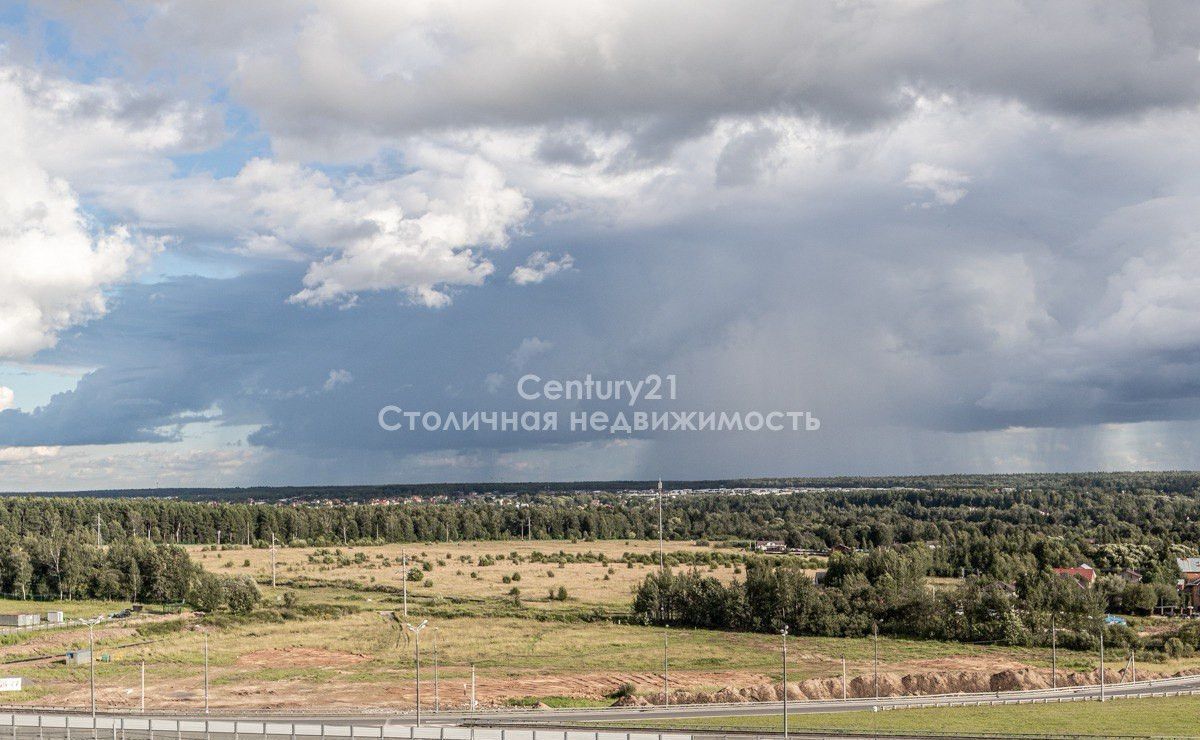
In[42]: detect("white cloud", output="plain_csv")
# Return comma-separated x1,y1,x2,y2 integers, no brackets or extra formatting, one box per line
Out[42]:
508,337,553,369
0,386,13,412
117,1,1191,161
0,67,221,183
510,251,575,285
0,71,163,360
0,445,60,464
289,157,530,307
904,163,971,207
323,368,353,391
110,153,530,308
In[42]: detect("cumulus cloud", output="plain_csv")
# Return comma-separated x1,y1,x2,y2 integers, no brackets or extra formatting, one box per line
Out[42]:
508,337,553,369
510,251,575,285
8,1,1200,485
904,163,971,206
0,67,222,182
323,368,353,391
0,386,13,412
0,72,162,360
52,1,1196,160
109,154,530,308
289,158,530,307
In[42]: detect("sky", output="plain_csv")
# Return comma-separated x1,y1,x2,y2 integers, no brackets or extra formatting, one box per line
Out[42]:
2,1,1200,491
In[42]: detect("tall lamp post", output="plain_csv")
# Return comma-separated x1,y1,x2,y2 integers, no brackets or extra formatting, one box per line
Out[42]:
88,620,97,718
1050,617,1058,690
204,633,210,714
404,620,429,725
1099,621,1106,702
657,479,665,573
872,621,880,700
433,627,440,713
662,624,670,707
781,625,789,740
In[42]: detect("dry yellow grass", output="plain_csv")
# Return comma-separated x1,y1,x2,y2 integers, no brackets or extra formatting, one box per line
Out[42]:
189,540,750,609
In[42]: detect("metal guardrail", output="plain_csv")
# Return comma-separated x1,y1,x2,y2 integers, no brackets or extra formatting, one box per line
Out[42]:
0,715,691,740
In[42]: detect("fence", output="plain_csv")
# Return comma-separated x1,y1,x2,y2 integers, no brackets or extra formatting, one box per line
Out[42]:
0,716,691,740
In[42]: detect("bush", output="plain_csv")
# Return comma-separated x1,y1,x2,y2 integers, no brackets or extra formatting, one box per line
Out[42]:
608,683,636,699
190,571,226,612
1166,636,1194,659
225,576,262,614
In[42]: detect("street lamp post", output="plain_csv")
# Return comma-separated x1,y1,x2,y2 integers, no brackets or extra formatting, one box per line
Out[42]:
433,627,440,713
404,620,428,725
88,621,96,718
663,624,670,707
1099,624,1106,702
1050,619,1057,690
204,633,210,714
872,621,880,700
781,625,789,740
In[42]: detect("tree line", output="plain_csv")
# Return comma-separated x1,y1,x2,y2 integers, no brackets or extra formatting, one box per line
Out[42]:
0,531,258,613
4,481,1200,582
632,546,1180,651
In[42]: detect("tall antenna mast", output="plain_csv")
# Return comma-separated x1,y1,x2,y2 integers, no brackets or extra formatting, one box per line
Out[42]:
657,479,664,573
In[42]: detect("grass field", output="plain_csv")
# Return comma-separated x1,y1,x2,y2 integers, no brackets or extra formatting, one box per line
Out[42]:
628,695,1200,737
0,539,1195,712
187,539,756,611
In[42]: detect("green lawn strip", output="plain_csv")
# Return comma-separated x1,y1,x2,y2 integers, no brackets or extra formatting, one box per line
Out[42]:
625,695,1200,737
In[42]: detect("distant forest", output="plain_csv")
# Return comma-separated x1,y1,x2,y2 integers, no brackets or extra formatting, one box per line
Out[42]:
14,470,1200,502
3,474,1200,580
6,473,1200,651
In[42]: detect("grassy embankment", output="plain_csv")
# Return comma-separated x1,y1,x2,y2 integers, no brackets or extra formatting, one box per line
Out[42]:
626,695,1200,737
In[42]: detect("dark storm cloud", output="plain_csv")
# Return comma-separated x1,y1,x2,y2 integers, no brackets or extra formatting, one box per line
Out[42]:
6,0,1200,482
222,1,1200,155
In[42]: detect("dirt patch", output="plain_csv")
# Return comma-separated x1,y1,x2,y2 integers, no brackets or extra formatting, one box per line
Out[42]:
235,647,372,668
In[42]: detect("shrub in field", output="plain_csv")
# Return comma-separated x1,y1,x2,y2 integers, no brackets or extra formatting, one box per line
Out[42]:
608,683,636,699
225,575,261,614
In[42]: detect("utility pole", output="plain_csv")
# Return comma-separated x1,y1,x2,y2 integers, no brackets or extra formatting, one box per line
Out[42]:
872,621,880,700
841,654,847,701
781,625,789,740
1130,650,1136,683
471,663,476,711
204,633,209,714
88,621,96,717
1051,619,1058,690
657,479,665,573
140,660,145,712
1099,626,1106,702
433,627,440,713
96,513,101,547
216,529,221,547
404,620,428,725
663,624,670,706
270,532,277,588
